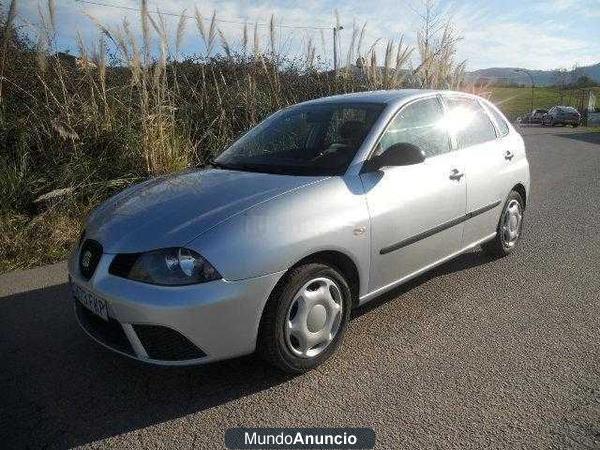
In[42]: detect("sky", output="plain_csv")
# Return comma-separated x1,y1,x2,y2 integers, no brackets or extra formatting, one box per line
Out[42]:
13,0,600,72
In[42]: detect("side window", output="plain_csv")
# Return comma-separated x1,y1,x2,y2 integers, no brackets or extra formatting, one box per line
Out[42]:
376,97,450,158
445,97,497,148
485,104,510,137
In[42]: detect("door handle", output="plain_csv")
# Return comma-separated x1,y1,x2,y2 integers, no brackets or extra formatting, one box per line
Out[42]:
449,169,464,181
505,151,514,161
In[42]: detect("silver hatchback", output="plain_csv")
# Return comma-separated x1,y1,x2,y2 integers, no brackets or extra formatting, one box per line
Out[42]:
70,90,530,373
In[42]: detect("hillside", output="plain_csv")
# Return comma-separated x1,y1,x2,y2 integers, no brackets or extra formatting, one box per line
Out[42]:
467,63,600,87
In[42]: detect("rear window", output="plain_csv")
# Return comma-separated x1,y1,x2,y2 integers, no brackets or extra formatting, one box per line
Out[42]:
445,97,498,148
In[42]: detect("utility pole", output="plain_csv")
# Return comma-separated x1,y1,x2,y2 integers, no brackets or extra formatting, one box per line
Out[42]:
514,68,535,112
332,25,343,72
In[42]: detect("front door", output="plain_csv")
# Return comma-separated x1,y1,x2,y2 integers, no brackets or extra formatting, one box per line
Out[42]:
360,96,467,295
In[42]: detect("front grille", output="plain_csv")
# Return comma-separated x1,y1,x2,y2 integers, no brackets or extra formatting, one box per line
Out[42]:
75,300,134,355
109,253,140,278
79,239,103,280
133,324,206,361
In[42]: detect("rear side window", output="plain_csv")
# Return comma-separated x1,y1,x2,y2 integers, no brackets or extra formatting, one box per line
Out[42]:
485,104,510,137
376,97,450,158
445,97,497,148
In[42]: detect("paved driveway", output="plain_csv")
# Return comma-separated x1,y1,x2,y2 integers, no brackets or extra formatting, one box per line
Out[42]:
1,126,599,449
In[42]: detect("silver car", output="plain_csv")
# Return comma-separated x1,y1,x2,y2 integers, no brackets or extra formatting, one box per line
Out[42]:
542,106,581,127
70,90,530,373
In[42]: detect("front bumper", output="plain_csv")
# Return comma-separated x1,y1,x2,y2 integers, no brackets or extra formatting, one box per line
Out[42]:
69,250,285,366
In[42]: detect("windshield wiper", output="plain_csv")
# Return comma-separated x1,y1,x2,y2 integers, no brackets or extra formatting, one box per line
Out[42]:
206,160,263,173
206,160,234,170
206,160,339,176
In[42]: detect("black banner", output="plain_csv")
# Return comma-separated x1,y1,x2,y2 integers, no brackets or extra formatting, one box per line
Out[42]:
225,427,375,449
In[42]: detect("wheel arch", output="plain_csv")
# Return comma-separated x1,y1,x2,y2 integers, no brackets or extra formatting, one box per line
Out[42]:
264,250,361,312
291,250,361,308
512,183,527,208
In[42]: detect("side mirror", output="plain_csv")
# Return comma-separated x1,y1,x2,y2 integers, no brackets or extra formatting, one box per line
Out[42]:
363,143,425,172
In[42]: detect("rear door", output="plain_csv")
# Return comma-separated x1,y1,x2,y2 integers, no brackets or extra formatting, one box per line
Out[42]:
361,96,467,294
442,95,506,246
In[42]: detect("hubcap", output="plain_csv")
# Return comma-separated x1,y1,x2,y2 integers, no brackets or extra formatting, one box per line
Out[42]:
501,199,523,248
285,277,343,358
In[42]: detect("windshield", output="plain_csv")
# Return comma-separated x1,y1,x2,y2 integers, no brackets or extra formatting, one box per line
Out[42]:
214,102,385,176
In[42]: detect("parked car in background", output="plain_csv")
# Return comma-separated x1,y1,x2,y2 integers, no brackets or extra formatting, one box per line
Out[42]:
70,90,530,373
517,109,547,124
542,106,581,127
529,109,548,124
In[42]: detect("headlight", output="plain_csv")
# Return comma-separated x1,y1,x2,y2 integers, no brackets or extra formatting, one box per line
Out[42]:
110,248,221,285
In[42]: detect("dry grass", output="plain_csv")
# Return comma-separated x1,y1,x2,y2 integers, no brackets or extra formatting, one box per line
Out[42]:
0,0,466,273
0,208,85,273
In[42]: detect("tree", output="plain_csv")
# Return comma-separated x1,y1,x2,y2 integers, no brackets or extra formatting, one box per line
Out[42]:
569,63,584,86
553,68,569,103
411,0,464,89
573,75,596,88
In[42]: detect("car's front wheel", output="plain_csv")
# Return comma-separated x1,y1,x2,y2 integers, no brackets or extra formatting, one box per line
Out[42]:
258,263,351,373
482,191,525,258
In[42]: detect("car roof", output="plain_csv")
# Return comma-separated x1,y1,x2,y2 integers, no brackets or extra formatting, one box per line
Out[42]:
296,89,479,109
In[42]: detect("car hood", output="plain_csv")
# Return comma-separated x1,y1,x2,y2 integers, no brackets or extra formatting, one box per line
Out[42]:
86,168,326,253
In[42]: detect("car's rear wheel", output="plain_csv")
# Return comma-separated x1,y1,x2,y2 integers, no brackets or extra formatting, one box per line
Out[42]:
258,263,351,373
482,191,525,258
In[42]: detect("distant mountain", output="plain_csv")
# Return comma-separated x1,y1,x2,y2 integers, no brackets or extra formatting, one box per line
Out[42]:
465,62,600,86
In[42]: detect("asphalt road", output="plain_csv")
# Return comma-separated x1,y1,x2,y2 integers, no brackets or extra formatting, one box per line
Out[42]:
1,126,599,449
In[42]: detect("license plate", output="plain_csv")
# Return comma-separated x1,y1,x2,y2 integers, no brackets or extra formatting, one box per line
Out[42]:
72,282,109,321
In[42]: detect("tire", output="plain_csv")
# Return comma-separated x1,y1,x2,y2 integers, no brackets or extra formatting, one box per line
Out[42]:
257,263,352,373
573,123,579,128
482,191,525,258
